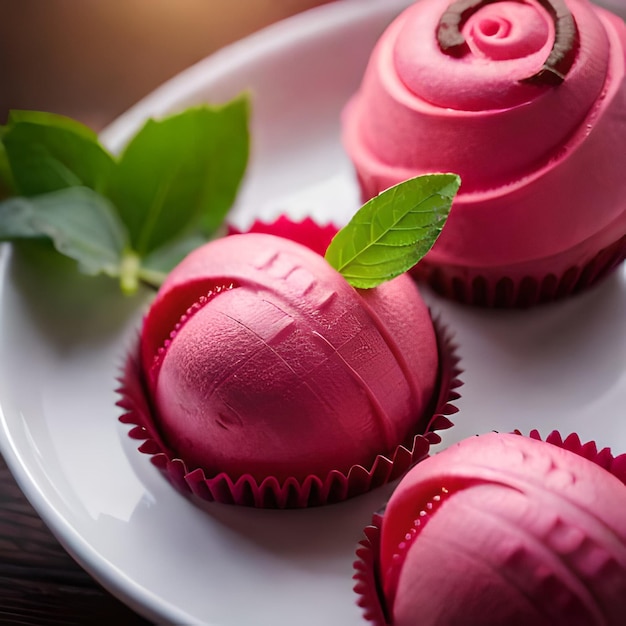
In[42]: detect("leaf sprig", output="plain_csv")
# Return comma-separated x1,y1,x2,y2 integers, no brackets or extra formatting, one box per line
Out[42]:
325,173,461,288
0,97,250,294
0,101,459,295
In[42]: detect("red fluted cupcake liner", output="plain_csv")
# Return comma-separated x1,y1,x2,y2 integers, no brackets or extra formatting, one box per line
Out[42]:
116,316,461,509
413,234,626,308
354,511,388,626
227,215,339,257
352,429,626,625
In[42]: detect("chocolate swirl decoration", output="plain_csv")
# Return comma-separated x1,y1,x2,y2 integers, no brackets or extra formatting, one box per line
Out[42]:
437,0,579,84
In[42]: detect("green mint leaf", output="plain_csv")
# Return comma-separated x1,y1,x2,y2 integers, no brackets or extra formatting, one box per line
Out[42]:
104,95,250,257
141,231,211,274
0,187,128,278
0,97,250,295
8,110,100,139
325,173,461,289
0,135,15,200
131,231,212,291
2,111,116,196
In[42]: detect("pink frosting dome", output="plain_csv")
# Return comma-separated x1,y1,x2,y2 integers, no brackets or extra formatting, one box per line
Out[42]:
139,233,439,483
342,0,626,271
377,432,626,625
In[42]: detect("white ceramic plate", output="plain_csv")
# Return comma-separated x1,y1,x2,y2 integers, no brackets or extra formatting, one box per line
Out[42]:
1,1,625,624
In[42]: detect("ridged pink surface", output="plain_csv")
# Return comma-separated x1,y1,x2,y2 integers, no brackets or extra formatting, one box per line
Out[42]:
377,432,626,625
342,0,626,272
140,233,439,483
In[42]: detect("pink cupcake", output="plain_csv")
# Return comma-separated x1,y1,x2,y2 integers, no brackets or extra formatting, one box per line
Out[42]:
354,430,626,625
343,0,626,307
117,224,461,508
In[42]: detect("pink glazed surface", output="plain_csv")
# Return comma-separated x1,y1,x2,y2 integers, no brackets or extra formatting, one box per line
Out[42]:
343,0,626,271
379,432,626,626
139,233,439,482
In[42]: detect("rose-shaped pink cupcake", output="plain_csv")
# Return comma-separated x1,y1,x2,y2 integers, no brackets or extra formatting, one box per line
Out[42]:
118,229,461,508
343,0,626,306
354,431,626,625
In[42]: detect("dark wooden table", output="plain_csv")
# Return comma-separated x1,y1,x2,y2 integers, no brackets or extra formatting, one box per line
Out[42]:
0,455,151,625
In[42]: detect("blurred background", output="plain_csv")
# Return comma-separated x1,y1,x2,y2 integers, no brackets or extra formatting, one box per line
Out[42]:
0,0,624,130
0,0,333,131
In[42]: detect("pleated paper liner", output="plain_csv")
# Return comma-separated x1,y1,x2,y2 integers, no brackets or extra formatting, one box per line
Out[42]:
116,315,461,509
227,215,339,257
352,430,626,626
413,233,626,308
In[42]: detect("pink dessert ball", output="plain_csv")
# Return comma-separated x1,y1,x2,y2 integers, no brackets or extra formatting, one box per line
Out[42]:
139,233,440,483
374,432,626,625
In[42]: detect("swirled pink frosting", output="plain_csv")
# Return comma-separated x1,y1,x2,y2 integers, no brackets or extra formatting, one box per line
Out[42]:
343,0,626,268
139,233,438,482
380,433,626,625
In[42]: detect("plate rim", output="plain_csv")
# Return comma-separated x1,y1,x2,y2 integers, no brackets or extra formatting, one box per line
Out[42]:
99,0,412,153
